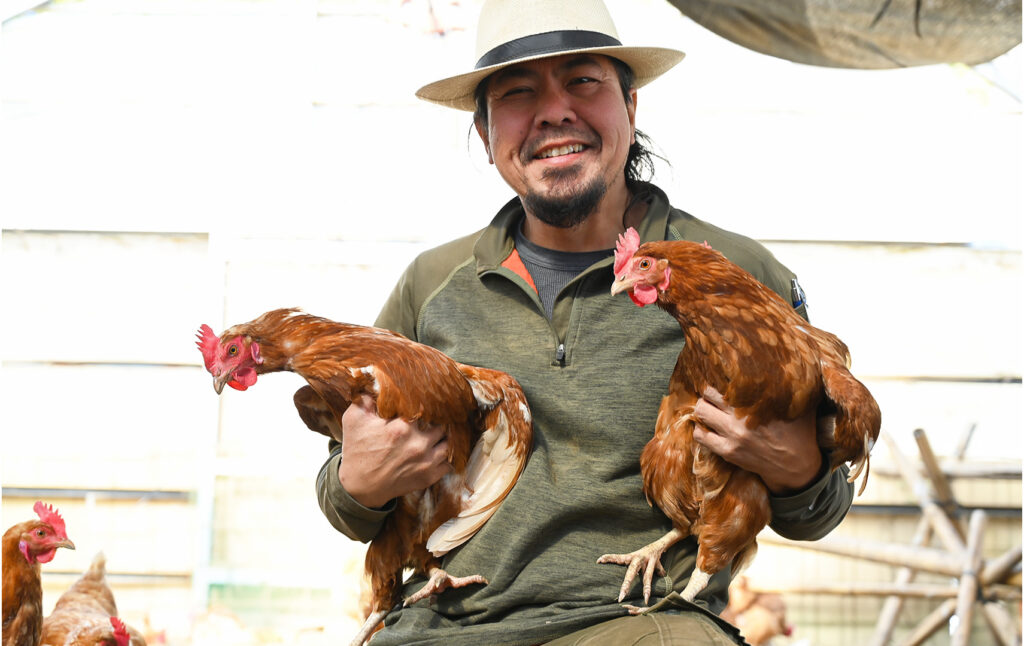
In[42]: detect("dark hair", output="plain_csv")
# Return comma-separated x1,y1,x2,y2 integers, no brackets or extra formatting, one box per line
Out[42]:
472,55,667,188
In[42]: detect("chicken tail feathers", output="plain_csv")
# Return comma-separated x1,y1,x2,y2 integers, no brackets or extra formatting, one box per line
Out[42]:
730,541,759,577
819,358,881,496
426,366,533,556
85,551,107,581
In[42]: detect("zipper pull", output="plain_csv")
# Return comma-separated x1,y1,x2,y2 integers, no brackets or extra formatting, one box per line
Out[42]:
554,343,566,364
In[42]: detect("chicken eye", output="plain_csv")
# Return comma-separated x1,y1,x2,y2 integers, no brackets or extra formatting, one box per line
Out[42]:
228,345,238,356
638,259,651,270
36,529,45,537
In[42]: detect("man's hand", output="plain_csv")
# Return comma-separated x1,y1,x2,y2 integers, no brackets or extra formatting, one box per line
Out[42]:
338,395,452,508
691,387,822,496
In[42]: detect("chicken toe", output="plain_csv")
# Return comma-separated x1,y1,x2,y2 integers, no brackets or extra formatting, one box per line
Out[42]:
403,567,488,607
598,528,685,603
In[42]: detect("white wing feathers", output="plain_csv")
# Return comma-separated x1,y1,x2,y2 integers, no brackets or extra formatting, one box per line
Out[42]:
425,375,531,556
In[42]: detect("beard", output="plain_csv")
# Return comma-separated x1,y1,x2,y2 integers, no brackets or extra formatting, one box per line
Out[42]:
522,170,608,229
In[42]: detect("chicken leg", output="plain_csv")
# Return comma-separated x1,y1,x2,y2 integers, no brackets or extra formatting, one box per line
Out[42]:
597,527,685,609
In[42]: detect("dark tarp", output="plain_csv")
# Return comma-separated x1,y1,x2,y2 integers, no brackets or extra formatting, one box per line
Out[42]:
666,0,1022,68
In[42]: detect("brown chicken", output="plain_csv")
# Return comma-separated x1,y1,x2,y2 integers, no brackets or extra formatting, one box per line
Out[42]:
599,228,880,606
196,308,533,645
40,552,145,646
3,501,76,646
720,576,793,646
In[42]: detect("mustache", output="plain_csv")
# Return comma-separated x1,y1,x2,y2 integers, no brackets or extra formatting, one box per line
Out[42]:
522,128,600,162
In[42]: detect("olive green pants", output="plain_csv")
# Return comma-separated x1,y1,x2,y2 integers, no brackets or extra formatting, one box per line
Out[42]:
543,611,747,646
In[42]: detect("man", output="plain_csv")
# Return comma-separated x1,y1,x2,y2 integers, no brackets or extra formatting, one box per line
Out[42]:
317,0,853,643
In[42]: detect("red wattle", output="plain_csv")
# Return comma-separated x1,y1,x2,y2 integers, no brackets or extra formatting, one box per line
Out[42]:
631,285,659,306
34,548,57,564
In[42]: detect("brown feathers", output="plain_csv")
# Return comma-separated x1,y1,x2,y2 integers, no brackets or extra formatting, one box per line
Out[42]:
198,308,533,642
3,502,76,646
608,231,880,603
40,553,145,646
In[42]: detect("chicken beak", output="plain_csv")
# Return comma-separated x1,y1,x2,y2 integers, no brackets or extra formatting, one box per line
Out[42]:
213,373,231,395
57,538,75,551
610,274,635,297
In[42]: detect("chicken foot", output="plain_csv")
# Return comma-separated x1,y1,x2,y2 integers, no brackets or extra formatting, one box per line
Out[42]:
597,527,685,610
403,566,489,607
348,568,488,646
349,609,389,646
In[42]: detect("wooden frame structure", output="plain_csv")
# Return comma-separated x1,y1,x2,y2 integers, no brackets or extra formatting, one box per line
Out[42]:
760,427,1022,645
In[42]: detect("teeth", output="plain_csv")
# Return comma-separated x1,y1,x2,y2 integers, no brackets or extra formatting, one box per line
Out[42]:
537,144,584,159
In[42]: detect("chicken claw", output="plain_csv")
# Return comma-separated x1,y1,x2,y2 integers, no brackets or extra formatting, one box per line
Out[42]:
348,567,487,646
598,528,685,604
403,567,488,607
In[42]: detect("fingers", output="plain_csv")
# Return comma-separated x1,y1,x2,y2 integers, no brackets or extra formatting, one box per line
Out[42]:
426,433,453,479
699,385,727,408
338,399,453,504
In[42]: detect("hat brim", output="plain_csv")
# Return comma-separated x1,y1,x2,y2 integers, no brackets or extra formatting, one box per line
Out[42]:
415,45,685,111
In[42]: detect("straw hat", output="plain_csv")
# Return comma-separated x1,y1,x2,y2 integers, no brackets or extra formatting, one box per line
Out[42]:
415,0,685,111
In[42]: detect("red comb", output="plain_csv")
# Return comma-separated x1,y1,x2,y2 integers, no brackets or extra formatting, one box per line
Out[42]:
33,501,68,539
614,227,641,275
110,616,130,646
195,324,220,372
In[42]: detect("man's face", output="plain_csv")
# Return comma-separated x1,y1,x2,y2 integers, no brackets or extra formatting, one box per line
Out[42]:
476,54,637,227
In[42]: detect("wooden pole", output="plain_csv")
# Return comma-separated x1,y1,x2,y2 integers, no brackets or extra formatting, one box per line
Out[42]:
747,581,1019,600
871,462,1023,479
978,544,1024,645
913,428,958,519
979,600,1022,646
951,510,987,646
868,517,933,646
760,533,963,577
882,431,966,556
900,599,955,646
952,423,976,462
983,544,1023,584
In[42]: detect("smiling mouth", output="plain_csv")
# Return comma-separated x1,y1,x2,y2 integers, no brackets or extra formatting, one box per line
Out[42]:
535,143,586,160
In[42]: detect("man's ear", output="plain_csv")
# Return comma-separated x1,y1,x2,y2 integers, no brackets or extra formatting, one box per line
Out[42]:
474,118,493,164
628,89,638,145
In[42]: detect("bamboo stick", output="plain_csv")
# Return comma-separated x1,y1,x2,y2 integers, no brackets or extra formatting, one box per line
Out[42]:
882,431,966,556
871,462,1022,480
980,600,1022,646
868,517,933,646
747,581,1020,600
951,510,986,646
900,598,955,646
952,423,976,461
760,533,964,577
913,428,958,517
982,544,1023,584
976,544,1024,640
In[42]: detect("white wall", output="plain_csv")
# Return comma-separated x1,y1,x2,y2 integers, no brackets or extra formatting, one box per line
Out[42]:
1,0,1020,643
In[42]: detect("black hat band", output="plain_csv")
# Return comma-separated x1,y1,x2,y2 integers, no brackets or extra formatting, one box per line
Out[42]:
475,30,623,69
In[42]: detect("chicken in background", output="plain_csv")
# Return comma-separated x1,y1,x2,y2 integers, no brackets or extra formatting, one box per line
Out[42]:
197,308,533,646
40,552,146,646
720,576,793,646
3,501,76,646
600,228,880,606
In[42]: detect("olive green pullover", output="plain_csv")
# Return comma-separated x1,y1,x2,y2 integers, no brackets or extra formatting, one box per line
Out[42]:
317,183,853,646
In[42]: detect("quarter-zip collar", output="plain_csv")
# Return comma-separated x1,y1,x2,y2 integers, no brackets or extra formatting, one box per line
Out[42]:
473,181,673,277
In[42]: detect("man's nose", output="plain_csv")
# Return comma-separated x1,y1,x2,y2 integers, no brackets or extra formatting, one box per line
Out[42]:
535,86,576,127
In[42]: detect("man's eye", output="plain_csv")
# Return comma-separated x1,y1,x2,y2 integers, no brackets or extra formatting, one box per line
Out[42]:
500,86,530,98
